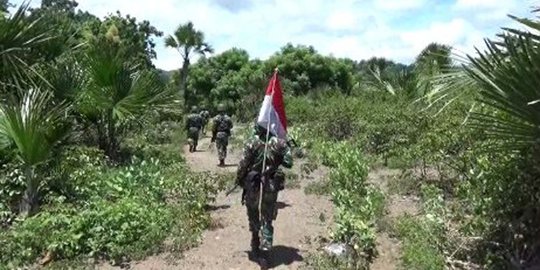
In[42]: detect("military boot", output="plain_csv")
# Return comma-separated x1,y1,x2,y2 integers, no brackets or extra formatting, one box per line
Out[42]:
250,231,260,253
261,225,273,251
219,159,225,167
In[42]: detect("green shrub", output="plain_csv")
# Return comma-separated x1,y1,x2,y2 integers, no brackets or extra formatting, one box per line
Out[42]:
396,215,445,270
0,154,219,267
326,143,382,263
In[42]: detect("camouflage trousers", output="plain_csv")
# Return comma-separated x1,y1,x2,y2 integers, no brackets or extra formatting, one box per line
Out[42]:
216,133,229,161
244,170,285,250
187,127,200,151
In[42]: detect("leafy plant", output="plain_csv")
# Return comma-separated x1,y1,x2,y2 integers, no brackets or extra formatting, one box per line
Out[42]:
0,89,69,215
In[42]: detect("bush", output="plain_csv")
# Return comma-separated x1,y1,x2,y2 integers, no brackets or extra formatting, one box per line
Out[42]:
326,142,383,264
0,150,219,267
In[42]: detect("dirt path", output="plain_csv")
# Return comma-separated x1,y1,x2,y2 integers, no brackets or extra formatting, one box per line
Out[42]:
368,168,420,270
121,134,333,270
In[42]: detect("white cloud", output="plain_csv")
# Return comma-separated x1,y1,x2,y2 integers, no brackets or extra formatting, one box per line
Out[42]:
9,0,531,69
326,10,358,31
373,0,427,11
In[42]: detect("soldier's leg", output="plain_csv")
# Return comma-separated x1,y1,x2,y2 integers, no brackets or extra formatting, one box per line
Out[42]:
217,139,226,166
245,187,261,252
260,191,278,251
223,136,229,159
187,138,194,152
193,133,199,151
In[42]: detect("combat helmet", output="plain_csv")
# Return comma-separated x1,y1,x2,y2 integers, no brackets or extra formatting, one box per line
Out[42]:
217,103,226,113
190,106,198,113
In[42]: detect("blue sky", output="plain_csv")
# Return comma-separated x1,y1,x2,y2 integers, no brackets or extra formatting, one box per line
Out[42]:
11,0,533,70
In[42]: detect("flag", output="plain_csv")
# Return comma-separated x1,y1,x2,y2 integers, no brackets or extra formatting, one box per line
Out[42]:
257,70,287,139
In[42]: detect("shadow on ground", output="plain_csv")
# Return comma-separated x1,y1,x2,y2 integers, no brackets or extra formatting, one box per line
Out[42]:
205,204,231,211
247,245,304,269
220,163,238,168
276,201,291,209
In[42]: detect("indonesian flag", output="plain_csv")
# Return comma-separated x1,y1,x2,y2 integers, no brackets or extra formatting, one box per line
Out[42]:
257,70,287,139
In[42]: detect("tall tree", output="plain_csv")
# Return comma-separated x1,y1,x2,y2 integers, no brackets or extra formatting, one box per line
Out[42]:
414,43,452,97
83,11,162,68
165,22,213,107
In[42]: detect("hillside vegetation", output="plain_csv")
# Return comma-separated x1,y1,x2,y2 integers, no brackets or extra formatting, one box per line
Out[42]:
1,1,539,269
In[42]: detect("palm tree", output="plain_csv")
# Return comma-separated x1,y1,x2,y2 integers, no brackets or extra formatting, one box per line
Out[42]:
80,27,177,160
165,22,213,107
0,89,70,216
414,43,452,97
428,12,540,150
0,2,52,93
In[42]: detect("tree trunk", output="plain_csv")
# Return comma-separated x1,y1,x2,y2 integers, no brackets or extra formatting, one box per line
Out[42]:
105,111,119,161
19,166,38,216
181,57,190,110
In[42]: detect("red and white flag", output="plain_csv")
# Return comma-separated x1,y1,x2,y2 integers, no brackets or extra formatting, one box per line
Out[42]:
257,70,287,139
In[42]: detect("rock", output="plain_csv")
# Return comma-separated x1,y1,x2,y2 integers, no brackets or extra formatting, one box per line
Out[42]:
323,243,350,257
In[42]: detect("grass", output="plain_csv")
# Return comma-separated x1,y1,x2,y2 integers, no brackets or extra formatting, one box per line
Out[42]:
387,170,420,196
394,215,445,270
285,170,301,189
304,179,331,195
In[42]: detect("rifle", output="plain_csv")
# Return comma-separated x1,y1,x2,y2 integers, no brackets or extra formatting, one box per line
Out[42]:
225,183,240,196
225,183,246,205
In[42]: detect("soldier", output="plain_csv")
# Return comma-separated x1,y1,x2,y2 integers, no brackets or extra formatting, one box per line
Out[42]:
211,103,233,166
236,124,293,258
185,105,203,152
199,107,210,135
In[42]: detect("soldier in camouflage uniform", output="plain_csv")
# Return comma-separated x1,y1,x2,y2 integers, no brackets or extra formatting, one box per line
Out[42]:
211,103,233,166
199,107,210,135
185,106,203,152
236,124,293,255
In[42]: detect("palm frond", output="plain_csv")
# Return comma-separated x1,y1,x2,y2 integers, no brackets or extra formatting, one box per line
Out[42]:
425,9,540,149
0,2,53,91
0,88,70,166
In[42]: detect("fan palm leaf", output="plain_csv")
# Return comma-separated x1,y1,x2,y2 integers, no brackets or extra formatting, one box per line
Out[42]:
0,88,70,215
426,11,540,150
0,2,53,91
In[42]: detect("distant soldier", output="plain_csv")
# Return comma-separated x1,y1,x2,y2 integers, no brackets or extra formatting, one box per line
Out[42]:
199,107,210,135
185,106,203,152
236,123,293,258
211,103,233,166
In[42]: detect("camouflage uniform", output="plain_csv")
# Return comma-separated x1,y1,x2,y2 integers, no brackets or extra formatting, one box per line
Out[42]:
185,107,203,152
236,127,293,253
199,109,210,134
211,105,233,166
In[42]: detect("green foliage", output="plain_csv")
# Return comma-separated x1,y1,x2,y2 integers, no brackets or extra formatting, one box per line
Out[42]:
0,148,219,267
78,11,162,68
0,89,70,215
265,44,355,95
325,143,382,264
396,216,445,270
395,185,446,270
0,2,53,92
428,11,540,151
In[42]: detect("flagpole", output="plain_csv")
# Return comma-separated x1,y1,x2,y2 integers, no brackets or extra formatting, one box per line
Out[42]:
259,67,278,236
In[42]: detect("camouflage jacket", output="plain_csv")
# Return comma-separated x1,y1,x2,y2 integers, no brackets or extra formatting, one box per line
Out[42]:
185,113,203,131
212,114,233,137
200,110,210,121
236,135,293,183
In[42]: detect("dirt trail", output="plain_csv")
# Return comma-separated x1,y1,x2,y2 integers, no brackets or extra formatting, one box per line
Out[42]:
121,134,334,270
368,168,420,270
